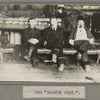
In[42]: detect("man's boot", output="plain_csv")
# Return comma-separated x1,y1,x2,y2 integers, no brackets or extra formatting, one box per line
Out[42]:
85,64,91,72
31,58,39,68
58,63,65,72
52,54,57,63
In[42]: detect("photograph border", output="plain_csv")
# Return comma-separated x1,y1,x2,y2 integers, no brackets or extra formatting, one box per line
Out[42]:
0,0,99,84
0,1,100,100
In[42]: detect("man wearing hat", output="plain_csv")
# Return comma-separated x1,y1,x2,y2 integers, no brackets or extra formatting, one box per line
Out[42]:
69,17,94,72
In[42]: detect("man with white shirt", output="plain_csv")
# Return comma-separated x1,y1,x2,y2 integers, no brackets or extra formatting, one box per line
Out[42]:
43,18,65,72
69,18,94,72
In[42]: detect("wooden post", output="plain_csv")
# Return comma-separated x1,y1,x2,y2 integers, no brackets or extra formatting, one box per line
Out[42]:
0,48,3,63
97,54,100,63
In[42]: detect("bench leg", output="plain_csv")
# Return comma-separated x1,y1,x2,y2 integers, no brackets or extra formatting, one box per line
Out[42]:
0,52,3,63
96,54,100,63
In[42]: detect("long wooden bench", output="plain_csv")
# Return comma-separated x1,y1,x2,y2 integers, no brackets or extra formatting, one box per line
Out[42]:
38,48,100,63
0,48,100,63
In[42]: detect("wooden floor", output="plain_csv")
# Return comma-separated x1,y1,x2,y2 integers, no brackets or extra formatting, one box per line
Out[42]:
0,62,100,83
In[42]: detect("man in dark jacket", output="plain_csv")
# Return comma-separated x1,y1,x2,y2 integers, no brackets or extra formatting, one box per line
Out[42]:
22,18,42,67
69,18,94,72
43,18,65,71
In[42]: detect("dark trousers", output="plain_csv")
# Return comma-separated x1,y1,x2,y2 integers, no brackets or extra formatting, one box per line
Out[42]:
22,42,43,62
30,42,43,62
74,40,90,65
45,40,64,65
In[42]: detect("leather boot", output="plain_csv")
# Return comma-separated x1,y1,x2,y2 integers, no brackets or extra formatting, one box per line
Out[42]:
32,58,39,68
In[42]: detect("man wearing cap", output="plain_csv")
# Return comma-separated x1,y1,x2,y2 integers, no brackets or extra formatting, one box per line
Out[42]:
43,18,65,72
22,18,42,67
55,5,72,48
69,17,94,72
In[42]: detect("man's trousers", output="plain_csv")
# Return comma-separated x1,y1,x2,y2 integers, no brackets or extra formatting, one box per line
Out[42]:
45,40,64,66
74,40,90,65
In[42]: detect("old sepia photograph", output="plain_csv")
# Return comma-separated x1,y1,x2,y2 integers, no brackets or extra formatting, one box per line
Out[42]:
0,4,100,82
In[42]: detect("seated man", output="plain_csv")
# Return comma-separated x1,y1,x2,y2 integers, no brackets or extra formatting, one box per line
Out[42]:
69,17,94,72
22,18,42,67
43,18,65,72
